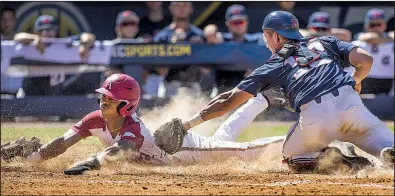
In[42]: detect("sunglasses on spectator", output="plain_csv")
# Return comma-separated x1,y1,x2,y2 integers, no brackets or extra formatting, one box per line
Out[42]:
368,22,384,28
121,21,138,27
311,27,329,32
230,20,246,27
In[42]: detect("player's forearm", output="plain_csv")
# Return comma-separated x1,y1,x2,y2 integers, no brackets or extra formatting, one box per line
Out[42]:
27,130,82,162
349,48,373,84
37,136,74,160
183,91,234,130
96,141,139,166
184,89,253,130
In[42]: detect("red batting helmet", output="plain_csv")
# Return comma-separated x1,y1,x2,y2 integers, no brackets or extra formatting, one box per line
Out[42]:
95,74,141,117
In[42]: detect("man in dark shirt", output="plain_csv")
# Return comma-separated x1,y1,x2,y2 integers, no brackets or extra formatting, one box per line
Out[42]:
214,4,263,93
139,2,171,42
153,2,205,97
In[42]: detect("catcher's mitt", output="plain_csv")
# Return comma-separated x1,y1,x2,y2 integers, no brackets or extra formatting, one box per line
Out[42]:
1,137,42,161
154,118,188,155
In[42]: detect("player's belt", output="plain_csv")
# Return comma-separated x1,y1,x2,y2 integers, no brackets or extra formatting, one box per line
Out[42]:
300,85,354,111
313,88,340,104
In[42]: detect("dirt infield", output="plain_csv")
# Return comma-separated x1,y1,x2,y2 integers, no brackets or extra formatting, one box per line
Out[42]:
1,164,394,195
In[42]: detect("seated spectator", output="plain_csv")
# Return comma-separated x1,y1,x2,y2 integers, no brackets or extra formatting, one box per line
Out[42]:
139,2,171,42
302,11,352,42
351,8,394,95
153,2,205,97
13,15,96,95
1,6,16,40
106,10,143,77
276,1,308,28
1,6,23,95
138,2,172,97
209,4,261,93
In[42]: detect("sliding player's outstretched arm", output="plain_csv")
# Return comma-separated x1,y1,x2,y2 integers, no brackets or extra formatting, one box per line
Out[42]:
26,129,83,162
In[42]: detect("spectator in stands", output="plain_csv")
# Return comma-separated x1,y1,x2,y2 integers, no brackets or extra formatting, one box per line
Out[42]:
139,2,171,42
114,10,141,41
1,6,16,40
276,1,307,28
106,10,143,77
1,6,23,96
138,3,172,96
351,8,394,95
152,2,205,97
13,15,96,95
206,4,261,93
301,11,352,42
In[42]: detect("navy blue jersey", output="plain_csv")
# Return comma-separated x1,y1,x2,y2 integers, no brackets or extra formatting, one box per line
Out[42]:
237,36,358,112
153,24,204,43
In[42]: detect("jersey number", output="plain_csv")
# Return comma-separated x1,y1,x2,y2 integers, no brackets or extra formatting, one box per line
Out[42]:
291,41,329,80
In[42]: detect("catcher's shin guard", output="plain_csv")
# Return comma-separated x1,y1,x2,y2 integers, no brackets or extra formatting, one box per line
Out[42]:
284,147,373,173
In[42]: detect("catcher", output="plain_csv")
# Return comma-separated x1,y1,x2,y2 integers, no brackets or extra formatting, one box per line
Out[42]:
153,11,395,172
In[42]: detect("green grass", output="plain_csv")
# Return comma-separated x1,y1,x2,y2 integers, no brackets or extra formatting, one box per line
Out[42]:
1,122,393,144
0,123,100,145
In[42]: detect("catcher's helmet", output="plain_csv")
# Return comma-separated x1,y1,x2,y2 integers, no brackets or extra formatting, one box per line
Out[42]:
95,74,141,117
262,11,303,40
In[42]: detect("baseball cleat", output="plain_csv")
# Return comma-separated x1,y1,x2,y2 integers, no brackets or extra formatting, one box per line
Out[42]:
380,146,395,165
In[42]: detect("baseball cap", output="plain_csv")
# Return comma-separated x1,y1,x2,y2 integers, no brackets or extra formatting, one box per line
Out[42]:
262,11,302,40
307,11,330,29
225,4,248,21
34,15,58,32
365,8,385,25
116,10,140,26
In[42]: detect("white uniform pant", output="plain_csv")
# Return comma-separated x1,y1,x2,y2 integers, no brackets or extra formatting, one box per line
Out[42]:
167,132,284,164
283,85,394,161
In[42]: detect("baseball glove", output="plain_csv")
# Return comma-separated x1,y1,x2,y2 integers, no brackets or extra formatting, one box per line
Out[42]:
1,137,42,161
64,156,101,175
154,118,188,155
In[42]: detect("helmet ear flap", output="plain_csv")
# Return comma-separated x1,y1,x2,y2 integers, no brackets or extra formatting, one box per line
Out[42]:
117,102,127,115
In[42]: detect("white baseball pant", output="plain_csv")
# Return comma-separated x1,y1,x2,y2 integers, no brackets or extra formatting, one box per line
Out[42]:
283,85,394,163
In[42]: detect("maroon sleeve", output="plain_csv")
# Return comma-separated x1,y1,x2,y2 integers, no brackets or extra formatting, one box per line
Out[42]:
119,121,144,149
71,110,105,138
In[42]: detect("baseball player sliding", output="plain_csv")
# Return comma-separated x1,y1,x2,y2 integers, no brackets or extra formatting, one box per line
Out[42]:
1,74,288,174
154,11,395,171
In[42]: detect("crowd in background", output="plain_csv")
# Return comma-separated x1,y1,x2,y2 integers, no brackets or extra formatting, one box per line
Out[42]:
1,2,394,98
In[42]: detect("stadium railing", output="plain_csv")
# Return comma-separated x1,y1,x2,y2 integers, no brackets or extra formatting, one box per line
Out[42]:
1,39,393,120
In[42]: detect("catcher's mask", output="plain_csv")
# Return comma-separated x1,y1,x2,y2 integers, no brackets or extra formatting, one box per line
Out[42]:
95,74,141,117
